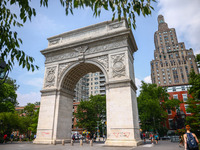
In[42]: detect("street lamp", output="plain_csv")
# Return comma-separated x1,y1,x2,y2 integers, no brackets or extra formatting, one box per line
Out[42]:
174,110,186,129
0,59,8,84
180,110,186,127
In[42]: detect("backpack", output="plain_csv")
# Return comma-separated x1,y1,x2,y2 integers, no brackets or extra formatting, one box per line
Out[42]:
187,133,198,149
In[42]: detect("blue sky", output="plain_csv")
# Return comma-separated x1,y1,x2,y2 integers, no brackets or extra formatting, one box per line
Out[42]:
8,0,200,106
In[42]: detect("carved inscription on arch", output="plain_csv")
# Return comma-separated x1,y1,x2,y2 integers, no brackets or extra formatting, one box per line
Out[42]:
111,53,125,77
45,66,56,87
45,38,127,63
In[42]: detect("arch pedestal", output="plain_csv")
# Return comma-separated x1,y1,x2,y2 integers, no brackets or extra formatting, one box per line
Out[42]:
34,19,142,146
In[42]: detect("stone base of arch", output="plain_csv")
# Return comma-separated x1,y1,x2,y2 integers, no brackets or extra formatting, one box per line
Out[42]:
105,139,142,147
104,80,142,147
33,139,71,144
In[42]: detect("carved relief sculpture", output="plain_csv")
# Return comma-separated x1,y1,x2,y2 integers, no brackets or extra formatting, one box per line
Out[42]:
111,53,126,77
45,67,56,87
74,46,88,62
57,63,71,82
97,55,109,71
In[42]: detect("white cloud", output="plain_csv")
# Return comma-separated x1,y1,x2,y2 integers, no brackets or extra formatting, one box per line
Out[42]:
144,76,152,83
25,77,44,88
158,0,200,54
17,92,41,106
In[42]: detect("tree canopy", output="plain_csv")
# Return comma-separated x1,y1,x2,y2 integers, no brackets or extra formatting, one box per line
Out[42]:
137,81,180,133
0,77,19,112
74,95,106,133
0,0,156,73
185,55,200,136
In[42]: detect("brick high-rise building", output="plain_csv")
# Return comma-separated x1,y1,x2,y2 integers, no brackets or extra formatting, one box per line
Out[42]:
151,15,199,87
151,15,199,131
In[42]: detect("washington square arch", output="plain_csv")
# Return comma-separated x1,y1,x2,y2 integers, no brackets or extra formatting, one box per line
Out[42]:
34,19,142,146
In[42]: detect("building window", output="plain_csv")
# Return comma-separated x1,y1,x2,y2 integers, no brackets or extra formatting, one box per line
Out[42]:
168,119,174,129
181,86,185,91
168,109,172,115
182,94,188,102
95,77,98,80
95,86,98,89
173,87,176,92
173,94,178,99
95,82,98,85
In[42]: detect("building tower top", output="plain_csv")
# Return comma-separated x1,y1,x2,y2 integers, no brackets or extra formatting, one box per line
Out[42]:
158,14,168,31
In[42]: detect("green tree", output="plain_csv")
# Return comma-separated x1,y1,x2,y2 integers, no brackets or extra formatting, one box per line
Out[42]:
74,95,106,133
185,65,200,136
28,107,39,134
34,101,40,106
1,0,155,72
18,103,39,139
23,103,35,117
137,81,180,134
0,112,21,135
0,77,19,112
195,54,200,67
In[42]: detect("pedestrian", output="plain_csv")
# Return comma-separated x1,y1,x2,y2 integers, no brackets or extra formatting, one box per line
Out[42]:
142,132,146,143
103,134,105,141
72,134,75,141
10,133,14,143
93,134,96,142
179,135,184,147
3,134,7,144
19,134,22,142
154,134,159,144
21,134,24,141
86,133,90,143
183,125,199,150
149,133,154,144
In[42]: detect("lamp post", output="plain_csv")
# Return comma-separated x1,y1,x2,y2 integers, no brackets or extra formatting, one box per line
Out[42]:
175,110,186,129
180,110,186,128
0,59,8,84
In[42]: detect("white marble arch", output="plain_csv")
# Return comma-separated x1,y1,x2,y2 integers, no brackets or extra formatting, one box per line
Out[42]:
34,19,142,146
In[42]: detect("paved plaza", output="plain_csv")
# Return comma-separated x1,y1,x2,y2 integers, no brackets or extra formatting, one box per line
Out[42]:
0,140,184,150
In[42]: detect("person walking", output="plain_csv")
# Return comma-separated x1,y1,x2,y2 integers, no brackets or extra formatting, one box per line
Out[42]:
3,134,7,144
10,133,14,143
179,135,184,147
142,132,146,143
93,134,96,142
154,134,159,144
183,125,199,150
149,133,154,144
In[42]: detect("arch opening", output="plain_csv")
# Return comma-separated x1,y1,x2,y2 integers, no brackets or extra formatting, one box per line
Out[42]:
58,62,107,139
60,62,106,94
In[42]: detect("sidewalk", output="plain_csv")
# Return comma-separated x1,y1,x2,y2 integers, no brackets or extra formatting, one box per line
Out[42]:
0,140,184,150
